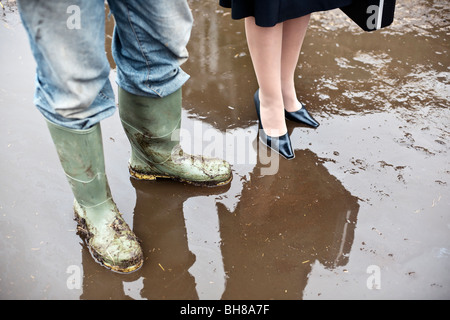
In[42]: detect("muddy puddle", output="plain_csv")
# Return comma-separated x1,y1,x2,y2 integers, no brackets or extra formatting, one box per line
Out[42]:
1,0,449,300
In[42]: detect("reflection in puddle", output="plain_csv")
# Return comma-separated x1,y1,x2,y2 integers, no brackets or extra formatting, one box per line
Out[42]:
1,0,449,299
123,277,145,300
218,150,359,299
78,0,449,299
184,196,226,299
76,113,359,299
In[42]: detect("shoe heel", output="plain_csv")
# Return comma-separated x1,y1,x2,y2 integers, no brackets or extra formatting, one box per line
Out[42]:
254,90,295,160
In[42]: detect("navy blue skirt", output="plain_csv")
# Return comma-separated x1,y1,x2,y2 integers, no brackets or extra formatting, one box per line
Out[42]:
219,0,353,27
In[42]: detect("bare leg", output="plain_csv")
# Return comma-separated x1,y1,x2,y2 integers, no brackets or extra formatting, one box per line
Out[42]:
281,15,310,112
245,17,286,137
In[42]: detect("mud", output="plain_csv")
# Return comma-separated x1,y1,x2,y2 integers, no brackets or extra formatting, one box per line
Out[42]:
1,0,449,299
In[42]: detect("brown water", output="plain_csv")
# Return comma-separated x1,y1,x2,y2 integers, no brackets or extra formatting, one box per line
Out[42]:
0,0,449,300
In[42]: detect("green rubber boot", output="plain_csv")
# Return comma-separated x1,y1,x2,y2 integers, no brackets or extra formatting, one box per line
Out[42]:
46,120,143,273
118,87,232,187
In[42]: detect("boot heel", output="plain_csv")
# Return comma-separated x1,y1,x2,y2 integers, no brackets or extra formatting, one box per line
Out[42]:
129,167,158,181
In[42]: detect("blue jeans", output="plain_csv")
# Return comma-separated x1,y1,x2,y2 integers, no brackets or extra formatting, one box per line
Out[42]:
17,0,193,129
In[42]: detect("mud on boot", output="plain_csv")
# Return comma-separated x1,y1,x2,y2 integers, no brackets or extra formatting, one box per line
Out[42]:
74,199,143,273
47,120,144,273
118,87,232,187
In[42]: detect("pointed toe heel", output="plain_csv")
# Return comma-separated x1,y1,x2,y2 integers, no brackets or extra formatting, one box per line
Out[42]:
285,102,320,128
258,129,295,160
254,90,295,160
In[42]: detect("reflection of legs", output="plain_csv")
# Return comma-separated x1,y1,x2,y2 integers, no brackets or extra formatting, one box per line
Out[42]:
130,179,199,300
281,15,310,112
245,17,286,137
17,0,143,273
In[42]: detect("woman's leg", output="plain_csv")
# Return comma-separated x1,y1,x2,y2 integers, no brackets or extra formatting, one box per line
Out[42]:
280,15,311,112
245,17,286,137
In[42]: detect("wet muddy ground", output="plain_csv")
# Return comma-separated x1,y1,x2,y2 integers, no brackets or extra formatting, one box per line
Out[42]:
1,0,449,299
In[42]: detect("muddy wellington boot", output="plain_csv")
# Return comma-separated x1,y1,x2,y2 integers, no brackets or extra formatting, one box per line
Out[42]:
118,87,232,187
46,121,144,273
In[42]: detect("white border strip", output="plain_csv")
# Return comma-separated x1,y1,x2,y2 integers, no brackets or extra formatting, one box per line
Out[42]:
377,0,385,29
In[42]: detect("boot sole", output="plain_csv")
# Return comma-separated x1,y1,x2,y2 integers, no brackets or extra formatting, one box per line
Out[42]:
129,166,232,187
74,210,144,274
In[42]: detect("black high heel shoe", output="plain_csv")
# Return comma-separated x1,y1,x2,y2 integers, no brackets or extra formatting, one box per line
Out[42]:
285,102,320,128
254,90,295,160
